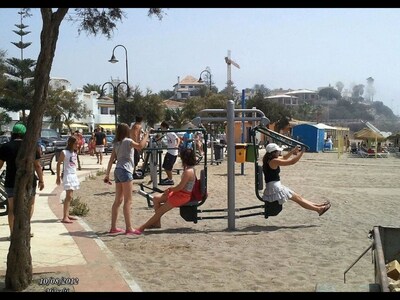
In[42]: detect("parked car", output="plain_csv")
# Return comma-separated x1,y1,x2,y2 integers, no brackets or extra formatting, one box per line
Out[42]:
40,128,67,154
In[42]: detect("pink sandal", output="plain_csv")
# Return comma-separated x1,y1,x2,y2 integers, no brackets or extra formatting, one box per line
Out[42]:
109,228,124,234
125,229,143,235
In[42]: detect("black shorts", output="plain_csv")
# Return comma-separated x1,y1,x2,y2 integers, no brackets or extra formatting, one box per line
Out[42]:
162,152,177,171
6,178,37,198
134,149,141,167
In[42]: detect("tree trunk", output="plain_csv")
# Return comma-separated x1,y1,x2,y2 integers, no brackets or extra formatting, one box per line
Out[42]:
5,8,68,291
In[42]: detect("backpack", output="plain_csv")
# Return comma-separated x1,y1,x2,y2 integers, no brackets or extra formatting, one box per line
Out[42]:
190,172,207,202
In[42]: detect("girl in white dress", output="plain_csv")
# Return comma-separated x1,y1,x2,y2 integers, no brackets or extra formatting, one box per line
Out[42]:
56,136,80,223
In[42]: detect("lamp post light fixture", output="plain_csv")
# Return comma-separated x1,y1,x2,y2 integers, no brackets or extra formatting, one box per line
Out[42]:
98,81,130,132
198,69,212,91
109,44,129,85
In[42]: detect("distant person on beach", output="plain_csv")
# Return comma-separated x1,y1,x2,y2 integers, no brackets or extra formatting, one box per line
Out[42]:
194,131,204,157
181,128,193,150
262,143,331,216
325,136,333,150
345,135,350,153
160,121,180,185
56,135,80,224
94,125,106,165
130,146,197,235
104,123,150,235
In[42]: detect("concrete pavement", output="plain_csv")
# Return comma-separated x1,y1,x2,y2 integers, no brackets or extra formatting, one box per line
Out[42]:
0,153,140,292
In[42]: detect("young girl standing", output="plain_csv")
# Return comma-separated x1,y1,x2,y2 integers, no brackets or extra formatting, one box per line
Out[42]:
56,136,80,223
104,123,150,235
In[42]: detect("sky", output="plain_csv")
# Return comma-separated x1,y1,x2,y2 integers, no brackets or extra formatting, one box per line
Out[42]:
1,8,400,113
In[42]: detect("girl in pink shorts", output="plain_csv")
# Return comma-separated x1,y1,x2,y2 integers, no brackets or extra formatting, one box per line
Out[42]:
131,146,197,235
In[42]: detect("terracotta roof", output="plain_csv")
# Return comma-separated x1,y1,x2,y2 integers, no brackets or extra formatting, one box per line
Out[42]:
173,75,204,87
179,75,199,84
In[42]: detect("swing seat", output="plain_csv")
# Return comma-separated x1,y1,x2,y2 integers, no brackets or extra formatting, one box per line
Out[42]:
179,169,207,223
179,203,198,223
255,165,283,218
264,201,282,218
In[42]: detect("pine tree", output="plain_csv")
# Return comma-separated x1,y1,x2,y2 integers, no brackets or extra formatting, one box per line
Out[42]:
1,9,36,123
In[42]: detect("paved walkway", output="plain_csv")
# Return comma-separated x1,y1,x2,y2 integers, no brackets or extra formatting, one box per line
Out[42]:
0,153,140,292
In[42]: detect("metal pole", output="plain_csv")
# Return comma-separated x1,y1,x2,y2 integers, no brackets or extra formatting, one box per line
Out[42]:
124,47,129,89
241,89,245,175
227,100,236,230
114,88,118,133
110,44,129,88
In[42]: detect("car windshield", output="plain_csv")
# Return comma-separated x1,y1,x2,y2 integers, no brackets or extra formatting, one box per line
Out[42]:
41,129,59,139
106,135,114,143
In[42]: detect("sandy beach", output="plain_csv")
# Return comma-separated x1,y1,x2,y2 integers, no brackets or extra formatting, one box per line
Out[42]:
74,150,400,292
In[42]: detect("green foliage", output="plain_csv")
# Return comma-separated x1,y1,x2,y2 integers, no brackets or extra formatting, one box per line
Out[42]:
329,99,374,121
318,87,341,100
219,85,240,102
69,196,89,217
46,88,91,132
118,87,164,127
0,12,36,124
165,108,187,128
335,81,344,94
352,84,365,99
371,101,396,119
96,169,106,176
82,83,101,93
246,93,292,125
183,93,228,123
0,111,12,128
0,50,6,89
73,8,165,38
295,102,314,121
158,89,174,100
252,84,271,96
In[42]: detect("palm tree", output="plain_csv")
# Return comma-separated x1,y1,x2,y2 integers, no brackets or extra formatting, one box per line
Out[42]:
82,83,101,93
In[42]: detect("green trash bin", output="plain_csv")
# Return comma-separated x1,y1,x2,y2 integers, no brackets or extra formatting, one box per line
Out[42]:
246,143,258,162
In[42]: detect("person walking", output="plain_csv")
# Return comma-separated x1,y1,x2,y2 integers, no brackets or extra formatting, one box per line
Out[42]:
160,121,180,185
262,143,331,216
0,123,45,238
94,125,106,165
56,136,80,223
104,123,150,235
73,130,82,170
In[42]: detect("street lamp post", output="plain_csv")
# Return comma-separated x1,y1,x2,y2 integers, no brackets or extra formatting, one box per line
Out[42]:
198,69,212,91
109,44,132,100
98,81,130,132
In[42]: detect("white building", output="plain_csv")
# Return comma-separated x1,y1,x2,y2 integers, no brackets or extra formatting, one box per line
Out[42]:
76,89,116,133
172,75,205,100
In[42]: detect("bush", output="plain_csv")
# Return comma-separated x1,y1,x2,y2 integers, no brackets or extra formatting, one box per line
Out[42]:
69,196,89,217
96,169,106,176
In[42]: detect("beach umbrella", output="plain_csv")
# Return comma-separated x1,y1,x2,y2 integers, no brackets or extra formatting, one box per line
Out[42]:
354,128,386,141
